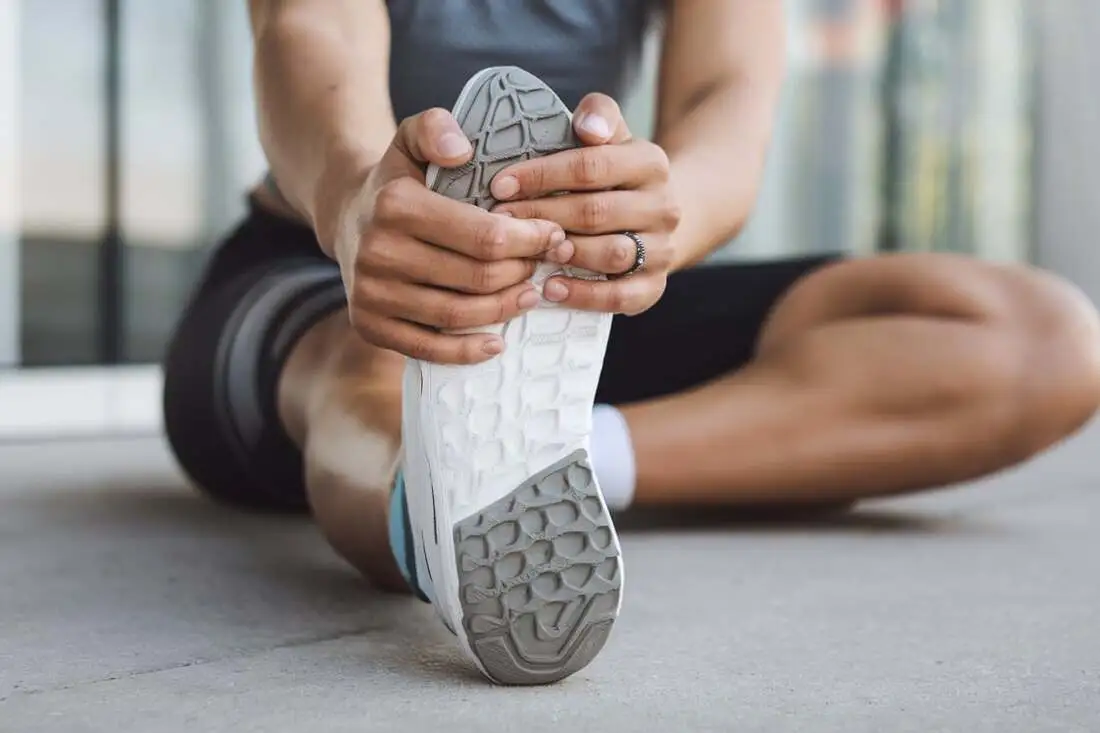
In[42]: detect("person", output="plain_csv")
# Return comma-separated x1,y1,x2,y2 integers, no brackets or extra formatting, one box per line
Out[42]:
162,0,1100,685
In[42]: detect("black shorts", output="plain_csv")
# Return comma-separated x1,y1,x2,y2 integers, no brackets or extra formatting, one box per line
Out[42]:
162,201,840,511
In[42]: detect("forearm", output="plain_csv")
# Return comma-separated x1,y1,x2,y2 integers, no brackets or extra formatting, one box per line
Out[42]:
250,0,395,251
656,77,782,271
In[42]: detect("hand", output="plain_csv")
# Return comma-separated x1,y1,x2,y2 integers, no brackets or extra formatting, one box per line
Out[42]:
489,94,681,315
325,109,567,364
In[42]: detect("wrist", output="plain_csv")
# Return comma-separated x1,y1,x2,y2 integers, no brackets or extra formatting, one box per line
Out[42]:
310,144,378,260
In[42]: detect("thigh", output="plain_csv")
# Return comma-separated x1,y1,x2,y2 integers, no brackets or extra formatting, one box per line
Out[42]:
595,254,843,405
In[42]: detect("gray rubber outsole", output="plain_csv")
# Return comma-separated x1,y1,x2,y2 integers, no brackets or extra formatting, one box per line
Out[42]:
453,450,622,686
431,65,577,209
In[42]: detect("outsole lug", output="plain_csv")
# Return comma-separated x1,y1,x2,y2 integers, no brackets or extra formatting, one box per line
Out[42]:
453,451,622,686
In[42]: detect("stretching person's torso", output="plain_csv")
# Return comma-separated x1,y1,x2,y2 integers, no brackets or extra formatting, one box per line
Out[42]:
385,0,655,117
257,0,658,213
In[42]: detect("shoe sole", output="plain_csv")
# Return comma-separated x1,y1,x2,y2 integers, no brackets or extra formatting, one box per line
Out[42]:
418,66,623,685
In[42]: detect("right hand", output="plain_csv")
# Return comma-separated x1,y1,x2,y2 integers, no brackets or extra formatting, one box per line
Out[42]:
328,109,568,365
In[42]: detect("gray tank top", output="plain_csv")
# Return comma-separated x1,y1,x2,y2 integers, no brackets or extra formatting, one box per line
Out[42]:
386,0,658,119
265,1,655,199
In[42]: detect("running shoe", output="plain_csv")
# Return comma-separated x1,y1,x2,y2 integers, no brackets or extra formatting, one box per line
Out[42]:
401,66,624,685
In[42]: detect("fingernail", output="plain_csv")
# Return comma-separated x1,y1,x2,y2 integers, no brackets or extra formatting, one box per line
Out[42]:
549,239,575,264
438,131,471,158
495,209,514,218
482,338,504,355
578,114,611,140
492,175,520,200
543,279,569,303
517,289,541,310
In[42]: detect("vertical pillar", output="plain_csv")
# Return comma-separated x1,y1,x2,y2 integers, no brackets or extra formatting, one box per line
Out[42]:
0,0,21,367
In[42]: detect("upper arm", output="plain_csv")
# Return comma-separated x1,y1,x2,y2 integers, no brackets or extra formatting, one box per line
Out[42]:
248,0,395,130
654,0,787,135
248,0,388,40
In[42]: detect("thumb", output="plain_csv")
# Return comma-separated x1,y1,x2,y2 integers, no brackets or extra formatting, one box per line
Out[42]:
572,93,632,145
384,108,473,174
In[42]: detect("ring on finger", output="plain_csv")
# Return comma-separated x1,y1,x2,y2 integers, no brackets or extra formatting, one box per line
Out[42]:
612,231,646,278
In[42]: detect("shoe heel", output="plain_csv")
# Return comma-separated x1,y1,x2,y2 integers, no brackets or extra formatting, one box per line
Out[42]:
452,450,623,685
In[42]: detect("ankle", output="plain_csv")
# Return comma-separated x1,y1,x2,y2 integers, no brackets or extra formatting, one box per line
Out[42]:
305,454,408,592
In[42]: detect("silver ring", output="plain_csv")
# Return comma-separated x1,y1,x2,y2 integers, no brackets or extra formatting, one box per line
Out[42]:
617,231,647,278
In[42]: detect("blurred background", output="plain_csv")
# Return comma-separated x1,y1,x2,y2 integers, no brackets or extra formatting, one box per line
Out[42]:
0,0,1096,435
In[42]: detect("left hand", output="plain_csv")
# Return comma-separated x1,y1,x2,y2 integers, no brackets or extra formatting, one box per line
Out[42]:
489,93,681,316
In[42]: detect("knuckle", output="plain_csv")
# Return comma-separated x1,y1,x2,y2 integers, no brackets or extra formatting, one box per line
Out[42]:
573,148,609,186
394,114,416,143
580,195,611,231
525,164,546,196
468,261,499,294
474,219,509,257
661,192,683,230
372,179,412,224
512,202,541,222
494,293,513,324
351,277,379,308
357,230,385,263
437,300,469,329
648,143,671,179
605,286,627,313
457,340,486,365
407,334,437,362
611,239,634,270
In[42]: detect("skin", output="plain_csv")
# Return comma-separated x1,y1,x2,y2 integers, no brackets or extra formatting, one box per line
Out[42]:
249,0,1100,587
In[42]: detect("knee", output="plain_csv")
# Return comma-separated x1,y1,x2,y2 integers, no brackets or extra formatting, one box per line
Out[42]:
981,267,1100,461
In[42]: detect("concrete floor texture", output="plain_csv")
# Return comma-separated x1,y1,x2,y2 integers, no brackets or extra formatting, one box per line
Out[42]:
1,424,1099,733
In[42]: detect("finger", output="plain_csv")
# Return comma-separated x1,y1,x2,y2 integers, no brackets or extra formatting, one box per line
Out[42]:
354,315,503,365
541,274,665,316
572,93,632,146
356,276,540,331
383,108,473,174
371,177,567,260
491,141,669,202
566,232,674,275
494,189,668,235
564,233,642,276
362,234,537,295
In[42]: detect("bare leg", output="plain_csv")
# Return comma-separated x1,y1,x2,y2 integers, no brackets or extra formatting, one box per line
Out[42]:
277,309,408,590
623,254,1100,505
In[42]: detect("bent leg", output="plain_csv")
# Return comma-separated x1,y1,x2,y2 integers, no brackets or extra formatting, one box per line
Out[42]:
162,204,344,512
617,254,1100,505
278,308,408,590
161,199,408,588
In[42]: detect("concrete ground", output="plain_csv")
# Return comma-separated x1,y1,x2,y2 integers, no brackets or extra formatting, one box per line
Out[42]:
1,426,1098,733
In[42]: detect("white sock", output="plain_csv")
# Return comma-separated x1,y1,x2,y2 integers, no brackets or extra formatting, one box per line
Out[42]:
589,404,637,511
